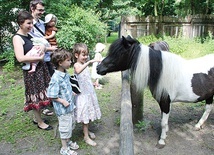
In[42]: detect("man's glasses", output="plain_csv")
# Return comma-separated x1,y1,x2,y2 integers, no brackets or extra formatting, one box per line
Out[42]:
36,9,45,12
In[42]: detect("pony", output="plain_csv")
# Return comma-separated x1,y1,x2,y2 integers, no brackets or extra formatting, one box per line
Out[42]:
148,41,170,51
97,35,214,148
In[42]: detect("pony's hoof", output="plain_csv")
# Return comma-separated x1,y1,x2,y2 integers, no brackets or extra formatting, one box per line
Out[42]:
194,124,205,131
194,124,201,131
156,143,165,149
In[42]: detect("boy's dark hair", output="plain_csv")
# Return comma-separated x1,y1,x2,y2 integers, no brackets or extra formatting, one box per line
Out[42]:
29,0,45,12
51,48,72,68
17,10,33,26
72,43,88,62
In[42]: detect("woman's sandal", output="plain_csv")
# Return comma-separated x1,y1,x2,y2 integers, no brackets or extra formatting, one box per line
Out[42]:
68,141,79,150
89,131,96,139
84,138,97,146
32,119,49,125
42,109,54,116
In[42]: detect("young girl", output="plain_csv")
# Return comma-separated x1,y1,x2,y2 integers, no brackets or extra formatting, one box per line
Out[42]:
73,43,101,146
44,13,58,46
47,48,79,155
91,43,106,89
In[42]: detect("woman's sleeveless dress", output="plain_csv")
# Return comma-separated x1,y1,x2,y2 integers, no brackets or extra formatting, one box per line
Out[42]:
15,34,51,111
75,67,101,124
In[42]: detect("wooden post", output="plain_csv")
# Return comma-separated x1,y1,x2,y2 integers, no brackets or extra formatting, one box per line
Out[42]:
131,80,144,124
119,70,134,155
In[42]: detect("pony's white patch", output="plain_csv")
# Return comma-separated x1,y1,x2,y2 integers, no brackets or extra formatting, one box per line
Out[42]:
195,104,213,130
134,44,214,103
133,44,150,91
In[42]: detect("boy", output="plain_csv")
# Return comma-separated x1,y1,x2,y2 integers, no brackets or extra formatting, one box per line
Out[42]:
47,48,79,155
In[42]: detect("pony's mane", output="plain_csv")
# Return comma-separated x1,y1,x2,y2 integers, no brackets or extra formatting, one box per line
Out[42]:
107,38,125,58
133,44,150,91
107,37,141,71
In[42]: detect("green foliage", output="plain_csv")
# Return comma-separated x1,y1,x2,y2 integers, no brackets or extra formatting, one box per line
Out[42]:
135,120,150,131
138,34,214,58
56,5,107,51
0,48,15,72
137,34,159,45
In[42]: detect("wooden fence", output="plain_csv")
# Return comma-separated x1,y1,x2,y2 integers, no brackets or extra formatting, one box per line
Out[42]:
119,70,134,155
119,70,143,155
120,15,214,38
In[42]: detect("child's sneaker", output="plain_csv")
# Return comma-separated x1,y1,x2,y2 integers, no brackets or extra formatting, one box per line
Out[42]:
60,147,78,155
67,141,79,150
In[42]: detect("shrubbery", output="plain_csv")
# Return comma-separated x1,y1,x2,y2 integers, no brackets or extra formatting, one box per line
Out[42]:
56,5,107,51
138,34,214,58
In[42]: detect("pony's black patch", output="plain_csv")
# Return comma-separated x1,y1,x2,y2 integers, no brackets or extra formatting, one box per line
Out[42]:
148,48,163,93
159,93,171,114
191,67,214,101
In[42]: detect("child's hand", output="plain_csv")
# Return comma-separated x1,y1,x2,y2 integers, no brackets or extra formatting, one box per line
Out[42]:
89,59,101,63
61,100,70,107
48,46,58,51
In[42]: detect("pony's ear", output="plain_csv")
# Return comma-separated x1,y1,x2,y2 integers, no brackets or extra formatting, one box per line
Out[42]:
127,35,133,40
122,36,132,48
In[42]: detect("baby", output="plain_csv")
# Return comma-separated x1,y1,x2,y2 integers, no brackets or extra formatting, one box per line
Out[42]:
22,38,50,73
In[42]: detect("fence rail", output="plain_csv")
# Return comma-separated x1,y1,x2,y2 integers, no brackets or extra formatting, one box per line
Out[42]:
119,70,134,155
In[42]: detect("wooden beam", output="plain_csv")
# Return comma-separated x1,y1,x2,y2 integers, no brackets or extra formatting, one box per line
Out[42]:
119,70,134,155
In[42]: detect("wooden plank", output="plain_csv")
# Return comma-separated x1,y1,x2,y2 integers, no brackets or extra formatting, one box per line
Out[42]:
119,70,134,155
131,80,144,124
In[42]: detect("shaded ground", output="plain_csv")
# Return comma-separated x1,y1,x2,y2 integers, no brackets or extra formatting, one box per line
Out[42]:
0,71,213,155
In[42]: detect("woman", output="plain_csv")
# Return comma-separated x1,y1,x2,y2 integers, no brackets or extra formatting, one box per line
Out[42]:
12,10,52,130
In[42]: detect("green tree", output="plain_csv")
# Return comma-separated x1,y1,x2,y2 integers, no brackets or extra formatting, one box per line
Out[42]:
56,5,106,51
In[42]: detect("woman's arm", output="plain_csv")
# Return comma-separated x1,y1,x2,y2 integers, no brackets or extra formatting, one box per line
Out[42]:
13,35,45,63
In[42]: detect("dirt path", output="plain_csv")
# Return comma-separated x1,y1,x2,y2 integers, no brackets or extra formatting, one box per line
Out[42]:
0,71,213,155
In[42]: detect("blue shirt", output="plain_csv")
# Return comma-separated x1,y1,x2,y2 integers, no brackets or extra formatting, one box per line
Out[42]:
47,70,75,116
29,19,45,38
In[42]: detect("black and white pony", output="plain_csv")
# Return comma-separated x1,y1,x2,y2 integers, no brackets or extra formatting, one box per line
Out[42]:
97,36,214,148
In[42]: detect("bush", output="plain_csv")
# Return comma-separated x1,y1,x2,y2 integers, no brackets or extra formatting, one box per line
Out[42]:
56,5,107,52
138,35,214,58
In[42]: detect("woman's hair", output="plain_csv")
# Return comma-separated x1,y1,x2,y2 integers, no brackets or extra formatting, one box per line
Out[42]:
51,48,72,68
72,43,89,62
17,10,33,26
29,0,45,12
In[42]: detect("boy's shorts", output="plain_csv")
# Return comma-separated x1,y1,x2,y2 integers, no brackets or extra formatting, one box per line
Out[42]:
58,112,75,139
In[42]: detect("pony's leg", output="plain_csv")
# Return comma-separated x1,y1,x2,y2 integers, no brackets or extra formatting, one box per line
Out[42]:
156,96,171,149
195,96,213,130
157,112,170,148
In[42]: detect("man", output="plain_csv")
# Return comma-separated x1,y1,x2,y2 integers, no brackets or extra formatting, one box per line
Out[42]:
29,0,57,75
29,0,56,116
29,0,46,38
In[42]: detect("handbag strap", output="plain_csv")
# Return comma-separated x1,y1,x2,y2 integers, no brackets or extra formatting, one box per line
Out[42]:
34,24,45,36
